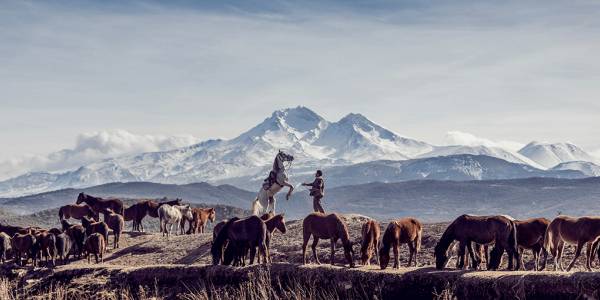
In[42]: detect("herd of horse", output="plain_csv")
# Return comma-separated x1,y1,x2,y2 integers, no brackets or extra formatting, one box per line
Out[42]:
1,191,600,273
212,212,600,272
0,193,216,266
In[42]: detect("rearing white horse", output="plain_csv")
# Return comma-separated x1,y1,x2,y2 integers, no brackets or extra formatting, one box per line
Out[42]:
251,150,294,215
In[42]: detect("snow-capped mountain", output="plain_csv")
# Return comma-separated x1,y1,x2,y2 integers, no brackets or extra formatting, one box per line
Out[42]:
518,141,597,169
0,107,432,197
551,161,600,177
418,145,545,169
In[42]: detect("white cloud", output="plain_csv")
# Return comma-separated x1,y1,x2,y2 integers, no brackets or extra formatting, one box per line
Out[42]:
445,131,525,152
0,130,200,180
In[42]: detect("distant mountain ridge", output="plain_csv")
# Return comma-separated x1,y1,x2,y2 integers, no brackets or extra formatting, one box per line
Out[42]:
0,106,597,197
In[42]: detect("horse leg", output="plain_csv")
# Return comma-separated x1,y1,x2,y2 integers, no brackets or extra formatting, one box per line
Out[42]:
407,241,415,268
312,237,321,265
466,242,478,270
457,242,467,269
566,241,584,271
375,239,381,265
330,238,336,266
302,234,310,265
585,242,593,271
557,241,565,271
249,244,257,265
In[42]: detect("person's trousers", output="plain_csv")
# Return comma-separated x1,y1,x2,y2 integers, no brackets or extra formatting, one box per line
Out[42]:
313,196,324,213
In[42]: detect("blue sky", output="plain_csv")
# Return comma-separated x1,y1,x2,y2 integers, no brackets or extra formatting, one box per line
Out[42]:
1,0,599,177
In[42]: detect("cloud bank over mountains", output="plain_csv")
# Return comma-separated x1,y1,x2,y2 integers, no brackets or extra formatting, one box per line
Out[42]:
0,130,199,181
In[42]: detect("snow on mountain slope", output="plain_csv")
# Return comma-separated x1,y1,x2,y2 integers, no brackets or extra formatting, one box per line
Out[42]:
551,161,600,177
518,141,597,169
0,107,432,197
418,145,546,169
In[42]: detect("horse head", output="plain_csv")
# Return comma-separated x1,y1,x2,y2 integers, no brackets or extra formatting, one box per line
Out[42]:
76,193,87,204
276,214,287,234
208,208,216,222
277,150,294,163
344,241,355,268
434,243,450,270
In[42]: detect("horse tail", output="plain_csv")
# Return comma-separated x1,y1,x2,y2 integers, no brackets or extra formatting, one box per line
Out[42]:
508,220,518,253
58,207,64,220
415,221,423,253
543,224,554,255
251,197,262,216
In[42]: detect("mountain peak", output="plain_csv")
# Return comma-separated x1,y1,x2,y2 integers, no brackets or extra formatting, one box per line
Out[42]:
339,113,372,125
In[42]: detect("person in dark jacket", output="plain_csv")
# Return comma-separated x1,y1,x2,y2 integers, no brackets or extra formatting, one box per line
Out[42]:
302,170,325,213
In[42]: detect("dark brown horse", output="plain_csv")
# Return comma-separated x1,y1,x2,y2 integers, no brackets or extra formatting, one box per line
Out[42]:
77,193,124,215
32,231,57,267
124,202,148,232
211,216,268,266
543,216,600,271
58,204,97,221
62,220,85,259
186,208,216,234
513,217,550,271
84,232,105,264
11,233,36,266
101,208,125,249
263,214,287,263
361,219,381,266
81,216,110,252
302,213,354,267
0,223,26,237
434,214,520,270
379,218,422,269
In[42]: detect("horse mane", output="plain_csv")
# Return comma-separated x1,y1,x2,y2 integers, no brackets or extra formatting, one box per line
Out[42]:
335,216,351,247
435,221,456,255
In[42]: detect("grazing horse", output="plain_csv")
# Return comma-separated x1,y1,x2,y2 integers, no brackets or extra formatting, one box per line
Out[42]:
11,233,36,266
379,218,422,269
543,216,600,271
84,233,105,264
158,204,193,238
434,214,520,270
0,232,11,263
101,208,125,249
58,204,97,221
62,220,85,259
81,217,110,252
361,220,381,266
302,213,355,267
186,208,216,234
251,150,295,215
77,193,124,216
211,216,268,266
513,218,550,271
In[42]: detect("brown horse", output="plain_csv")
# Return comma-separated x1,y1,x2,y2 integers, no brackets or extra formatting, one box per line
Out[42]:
513,217,550,271
124,202,148,232
84,232,105,264
11,233,36,266
263,214,287,263
434,214,520,270
379,218,422,269
360,220,381,266
543,215,600,271
32,231,57,267
77,193,124,215
211,216,268,265
186,208,216,234
58,204,97,221
101,208,125,249
62,220,85,259
0,223,26,237
81,216,110,252
302,213,354,267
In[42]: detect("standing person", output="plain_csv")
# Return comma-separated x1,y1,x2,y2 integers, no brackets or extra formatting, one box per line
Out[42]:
302,170,325,213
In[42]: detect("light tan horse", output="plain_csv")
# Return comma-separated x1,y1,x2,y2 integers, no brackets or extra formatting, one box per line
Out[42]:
543,215,600,271
379,218,422,269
